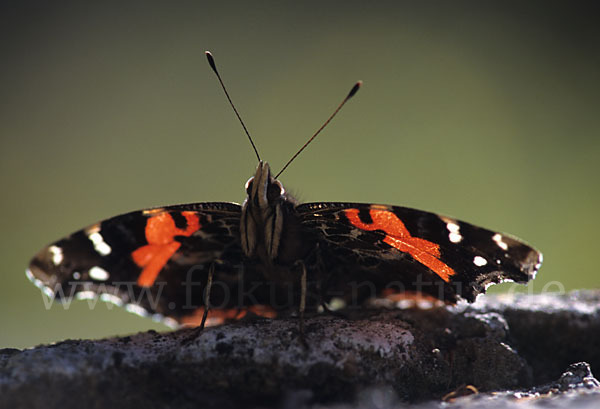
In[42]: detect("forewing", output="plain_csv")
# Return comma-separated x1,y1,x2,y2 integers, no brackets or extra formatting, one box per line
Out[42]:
27,202,243,326
297,202,542,303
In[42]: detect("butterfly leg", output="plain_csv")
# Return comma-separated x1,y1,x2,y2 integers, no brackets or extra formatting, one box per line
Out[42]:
181,262,215,345
300,260,307,334
199,262,215,331
294,260,309,347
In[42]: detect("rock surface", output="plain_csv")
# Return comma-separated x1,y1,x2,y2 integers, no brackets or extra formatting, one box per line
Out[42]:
1,291,599,409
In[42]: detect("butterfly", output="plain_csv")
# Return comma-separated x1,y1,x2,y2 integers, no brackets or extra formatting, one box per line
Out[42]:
27,52,542,330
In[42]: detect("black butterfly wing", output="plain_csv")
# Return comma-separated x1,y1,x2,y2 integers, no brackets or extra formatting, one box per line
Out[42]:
27,202,245,327
297,202,542,303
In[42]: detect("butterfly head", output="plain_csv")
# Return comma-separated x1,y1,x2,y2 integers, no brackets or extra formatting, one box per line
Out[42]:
241,161,289,260
245,161,285,209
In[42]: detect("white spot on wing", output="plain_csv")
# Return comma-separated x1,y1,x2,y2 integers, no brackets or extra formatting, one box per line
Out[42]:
25,268,37,285
150,313,179,329
416,300,434,309
492,233,509,251
73,272,81,280
449,232,462,243
76,291,97,300
531,253,543,279
88,231,112,256
25,268,46,291
326,297,346,311
100,293,123,306
441,217,463,243
535,253,543,270
89,266,110,281
473,256,488,266
49,245,63,265
161,317,179,329
397,299,414,309
125,303,149,317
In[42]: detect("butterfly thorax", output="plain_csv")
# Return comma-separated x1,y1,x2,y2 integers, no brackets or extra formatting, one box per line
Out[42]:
240,161,313,283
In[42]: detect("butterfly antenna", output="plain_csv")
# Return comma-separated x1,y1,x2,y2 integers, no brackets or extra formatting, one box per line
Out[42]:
205,51,261,162
275,81,361,179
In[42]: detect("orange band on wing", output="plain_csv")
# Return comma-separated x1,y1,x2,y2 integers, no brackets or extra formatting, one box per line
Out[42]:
180,305,277,327
344,208,456,282
133,211,201,287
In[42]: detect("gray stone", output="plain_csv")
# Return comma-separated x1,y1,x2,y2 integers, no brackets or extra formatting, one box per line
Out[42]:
1,291,599,409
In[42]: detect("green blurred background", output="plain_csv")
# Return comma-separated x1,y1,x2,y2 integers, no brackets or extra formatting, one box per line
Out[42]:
2,1,598,348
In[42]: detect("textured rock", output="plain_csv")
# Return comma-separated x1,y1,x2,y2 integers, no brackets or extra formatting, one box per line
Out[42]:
1,291,599,409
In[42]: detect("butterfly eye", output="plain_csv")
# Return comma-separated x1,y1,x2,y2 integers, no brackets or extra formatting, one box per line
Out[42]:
245,177,254,194
267,181,283,201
